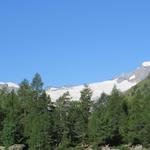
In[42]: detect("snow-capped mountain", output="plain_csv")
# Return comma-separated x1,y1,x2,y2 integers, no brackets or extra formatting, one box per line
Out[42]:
0,82,19,91
46,61,150,101
0,82,19,88
1,61,150,101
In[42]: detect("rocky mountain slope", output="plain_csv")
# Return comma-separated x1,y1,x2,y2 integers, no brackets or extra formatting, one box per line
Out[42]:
0,82,19,92
1,61,150,101
46,61,150,101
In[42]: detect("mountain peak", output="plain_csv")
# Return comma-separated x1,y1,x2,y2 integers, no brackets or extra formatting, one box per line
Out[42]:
1,61,150,102
46,61,150,101
0,82,19,88
142,61,150,67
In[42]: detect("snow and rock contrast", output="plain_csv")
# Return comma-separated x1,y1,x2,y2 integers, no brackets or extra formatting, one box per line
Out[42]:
46,79,136,101
0,61,150,102
142,61,150,67
0,82,19,91
0,82,19,88
46,61,150,101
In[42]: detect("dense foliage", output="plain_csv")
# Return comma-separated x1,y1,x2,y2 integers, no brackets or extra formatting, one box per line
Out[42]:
0,73,150,149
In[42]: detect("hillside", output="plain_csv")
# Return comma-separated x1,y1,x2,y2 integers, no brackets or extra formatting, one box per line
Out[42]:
46,61,150,101
126,73,150,98
0,73,150,149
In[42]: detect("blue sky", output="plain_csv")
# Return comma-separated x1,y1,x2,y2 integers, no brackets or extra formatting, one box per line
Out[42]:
0,0,150,86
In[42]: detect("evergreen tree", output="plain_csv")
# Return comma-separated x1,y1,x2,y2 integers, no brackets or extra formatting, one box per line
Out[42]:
24,75,53,150
107,87,127,145
31,73,43,92
66,101,84,147
1,91,24,147
88,93,110,146
54,92,71,148
0,73,150,149
128,91,150,146
80,85,92,143
89,87,129,147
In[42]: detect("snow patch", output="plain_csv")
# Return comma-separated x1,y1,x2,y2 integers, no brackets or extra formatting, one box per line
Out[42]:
116,80,136,92
0,82,19,88
6,82,19,88
142,61,150,67
129,75,135,80
46,79,136,102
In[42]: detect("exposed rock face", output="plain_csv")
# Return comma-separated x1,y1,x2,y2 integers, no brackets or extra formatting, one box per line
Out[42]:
101,145,111,150
100,145,143,150
85,145,93,150
0,146,5,150
131,145,143,150
0,61,150,102
0,83,19,92
8,144,26,150
46,61,150,102
117,63,150,83
101,145,119,150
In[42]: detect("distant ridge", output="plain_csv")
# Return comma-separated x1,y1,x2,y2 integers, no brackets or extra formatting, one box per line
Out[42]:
1,61,150,102
46,61,150,101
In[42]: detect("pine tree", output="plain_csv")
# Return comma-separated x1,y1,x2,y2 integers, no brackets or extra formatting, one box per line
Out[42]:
23,74,53,149
107,87,128,145
54,92,71,148
88,93,110,146
80,85,92,143
66,101,84,146
127,91,150,146
1,91,24,147
31,73,43,92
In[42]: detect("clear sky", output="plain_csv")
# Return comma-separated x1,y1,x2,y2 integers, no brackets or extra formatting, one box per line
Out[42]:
0,0,150,87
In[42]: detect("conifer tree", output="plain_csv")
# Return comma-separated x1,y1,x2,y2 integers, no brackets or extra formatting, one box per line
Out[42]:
88,93,110,146
23,74,53,149
54,92,71,147
80,85,92,143
107,87,128,145
1,91,24,147
128,91,150,146
31,73,43,92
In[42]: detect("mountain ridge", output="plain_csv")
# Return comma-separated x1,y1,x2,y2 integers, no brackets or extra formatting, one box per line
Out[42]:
1,61,150,101
46,61,150,101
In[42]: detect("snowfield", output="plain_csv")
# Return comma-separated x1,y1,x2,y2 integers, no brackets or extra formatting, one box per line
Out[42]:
1,61,150,102
0,82,19,88
46,79,136,101
142,61,150,67
47,61,150,101
129,75,135,80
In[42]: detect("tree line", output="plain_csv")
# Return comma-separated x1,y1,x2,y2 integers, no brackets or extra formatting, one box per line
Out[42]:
0,73,150,150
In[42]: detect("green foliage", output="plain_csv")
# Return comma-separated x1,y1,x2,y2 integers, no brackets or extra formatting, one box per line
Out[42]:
0,73,150,149
56,145,84,150
89,88,129,147
1,119,16,147
115,145,130,150
24,113,51,150
127,91,150,146
66,101,85,146
106,87,128,145
1,91,24,147
88,93,110,145
80,85,93,143
31,73,43,91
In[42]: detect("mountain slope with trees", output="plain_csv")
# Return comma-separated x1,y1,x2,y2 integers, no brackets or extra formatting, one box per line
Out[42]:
0,73,150,149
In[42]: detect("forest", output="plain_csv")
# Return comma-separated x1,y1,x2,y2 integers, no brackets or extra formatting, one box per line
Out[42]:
0,73,150,150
